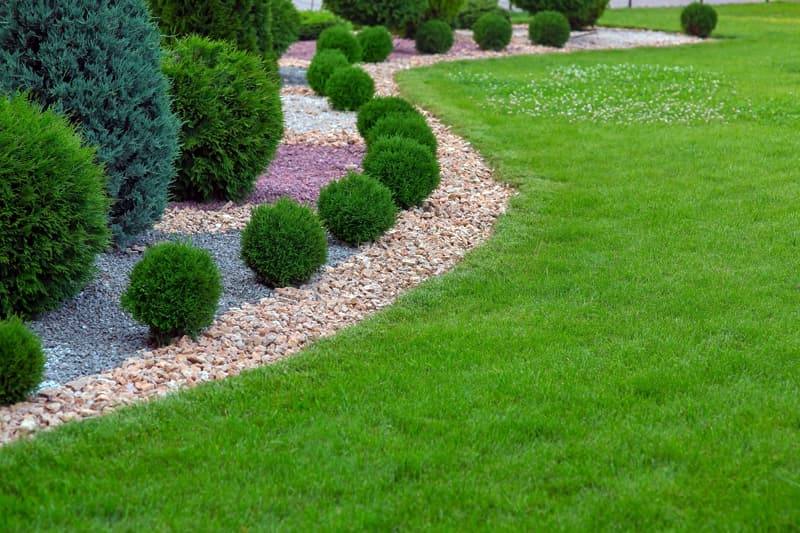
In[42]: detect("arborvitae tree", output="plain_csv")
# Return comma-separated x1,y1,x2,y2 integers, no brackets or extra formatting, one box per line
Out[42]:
322,0,427,31
0,0,180,247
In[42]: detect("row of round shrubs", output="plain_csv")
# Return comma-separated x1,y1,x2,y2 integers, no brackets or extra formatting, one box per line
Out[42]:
317,25,395,64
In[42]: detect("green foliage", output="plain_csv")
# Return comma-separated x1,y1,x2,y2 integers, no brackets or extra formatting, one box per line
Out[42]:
241,199,328,287
366,113,438,155
316,25,363,63
356,96,419,137
326,66,376,111
473,13,513,50
362,136,440,208
457,0,511,29
0,0,179,248
415,19,455,54
307,49,351,96
357,26,394,63
0,94,110,320
0,317,44,406
322,0,427,30
271,0,301,55
426,0,468,25
529,10,571,47
299,10,350,40
317,172,398,245
162,36,283,203
681,3,718,38
121,241,222,347
512,0,608,29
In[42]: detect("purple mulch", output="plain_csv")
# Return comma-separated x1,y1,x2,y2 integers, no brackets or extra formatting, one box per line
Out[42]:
283,35,481,62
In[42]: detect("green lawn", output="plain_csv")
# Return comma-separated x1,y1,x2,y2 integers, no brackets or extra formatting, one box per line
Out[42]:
2,4,799,530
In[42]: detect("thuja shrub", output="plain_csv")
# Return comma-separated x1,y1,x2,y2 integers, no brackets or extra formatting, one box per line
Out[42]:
307,49,351,96
271,0,301,56
241,199,328,287
317,172,398,245
512,0,608,29
299,10,349,40
0,94,110,320
473,13,513,51
357,26,394,63
529,11,571,47
0,0,180,248
415,20,455,54
457,0,510,29
322,0,427,30
356,96,419,137
681,3,717,38
0,317,45,406
326,66,375,111
121,241,222,347
366,113,438,155
163,36,283,203
362,136,441,208
317,25,362,63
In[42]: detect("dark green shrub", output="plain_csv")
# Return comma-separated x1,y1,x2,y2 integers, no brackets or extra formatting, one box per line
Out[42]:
356,97,419,138
529,11,571,47
0,94,110,320
0,0,180,248
299,10,350,40
0,317,45,405
121,241,222,347
317,173,398,245
326,66,376,111
322,0,427,30
271,0,301,56
366,113,438,155
357,26,394,63
362,137,441,208
241,199,328,287
307,49,351,96
681,3,717,38
457,0,510,29
162,36,283,203
317,26,363,63
426,0,467,26
512,0,608,29
473,13,513,50
415,19,455,54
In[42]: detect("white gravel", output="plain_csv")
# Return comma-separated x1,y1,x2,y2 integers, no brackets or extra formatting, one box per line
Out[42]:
281,94,358,136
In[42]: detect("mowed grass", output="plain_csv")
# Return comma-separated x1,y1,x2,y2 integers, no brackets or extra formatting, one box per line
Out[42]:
2,4,800,530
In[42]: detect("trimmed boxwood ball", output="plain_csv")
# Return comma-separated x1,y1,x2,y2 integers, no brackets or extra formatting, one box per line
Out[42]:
473,13,513,51
529,11,571,48
241,198,328,287
299,10,349,40
317,172,398,245
326,66,376,111
317,25,362,63
356,96,419,137
0,317,45,406
366,113,438,155
307,49,351,96
357,26,394,63
415,19,455,54
121,241,222,347
681,3,717,38
362,136,441,208
457,0,510,29
0,94,110,320
512,0,608,29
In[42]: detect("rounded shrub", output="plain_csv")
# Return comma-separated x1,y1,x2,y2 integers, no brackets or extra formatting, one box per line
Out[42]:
457,0,510,29
299,10,349,40
529,11,571,48
415,19,455,54
362,137,441,208
0,317,45,406
512,0,608,29
356,96,419,138
357,26,394,63
326,66,376,111
473,13,513,51
163,36,283,204
241,198,328,287
317,25,362,63
324,0,427,30
317,173,398,245
681,3,717,38
426,0,469,26
121,241,222,347
0,0,180,248
271,0,301,56
0,94,110,320
307,49,351,96
366,113,438,155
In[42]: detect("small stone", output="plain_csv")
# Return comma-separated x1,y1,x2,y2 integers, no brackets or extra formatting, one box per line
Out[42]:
19,418,37,433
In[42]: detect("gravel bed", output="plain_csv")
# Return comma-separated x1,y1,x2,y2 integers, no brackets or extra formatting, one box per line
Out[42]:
281,94,358,136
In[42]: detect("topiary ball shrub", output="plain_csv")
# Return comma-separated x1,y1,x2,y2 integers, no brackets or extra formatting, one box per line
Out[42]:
366,113,438,155
241,198,328,287
121,241,222,347
317,172,398,245
307,49,351,96
299,10,349,40
512,0,608,29
357,26,394,63
681,3,717,38
473,13,513,51
0,317,45,406
163,36,283,204
271,0,301,56
415,19,455,54
356,96,419,138
362,137,441,208
457,0,510,29
0,94,110,320
317,25,362,63
529,11,571,48
326,66,376,111
323,0,427,31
